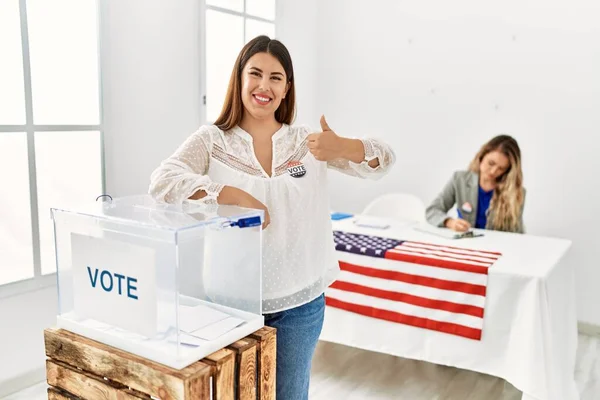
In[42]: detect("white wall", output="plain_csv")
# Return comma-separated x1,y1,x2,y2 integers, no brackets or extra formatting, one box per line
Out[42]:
278,0,600,324
100,0,203,197
276,0,320,126
0,286,56,397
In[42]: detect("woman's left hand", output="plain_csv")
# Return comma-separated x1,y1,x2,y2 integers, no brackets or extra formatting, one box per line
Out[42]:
307,116,344,161
308,115,369,164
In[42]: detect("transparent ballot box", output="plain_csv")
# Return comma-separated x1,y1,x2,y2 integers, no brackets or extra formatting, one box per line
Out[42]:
51,195,264,369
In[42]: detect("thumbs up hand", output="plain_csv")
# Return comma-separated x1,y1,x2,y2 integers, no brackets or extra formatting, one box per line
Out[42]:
306,115,380,167
307,115,344,161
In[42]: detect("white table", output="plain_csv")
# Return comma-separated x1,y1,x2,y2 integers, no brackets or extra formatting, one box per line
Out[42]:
320,216,579,400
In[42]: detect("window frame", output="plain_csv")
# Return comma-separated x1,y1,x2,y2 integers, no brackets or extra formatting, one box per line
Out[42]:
201,0,276,124
0,0,105,299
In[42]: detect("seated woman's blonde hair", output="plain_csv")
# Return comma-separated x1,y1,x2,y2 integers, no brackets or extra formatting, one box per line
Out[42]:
469,135,524,232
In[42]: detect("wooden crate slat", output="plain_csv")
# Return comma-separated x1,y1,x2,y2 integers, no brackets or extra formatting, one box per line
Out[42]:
227,338,257,400
183,373,211,399
47,387,79,400
203,348,235,400
249,327,276,400
47,359,147,399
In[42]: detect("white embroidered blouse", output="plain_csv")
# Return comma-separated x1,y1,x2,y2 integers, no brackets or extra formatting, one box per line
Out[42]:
149,123,395,313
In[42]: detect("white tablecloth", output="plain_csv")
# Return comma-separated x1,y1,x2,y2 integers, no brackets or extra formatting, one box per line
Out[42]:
320,216,579,400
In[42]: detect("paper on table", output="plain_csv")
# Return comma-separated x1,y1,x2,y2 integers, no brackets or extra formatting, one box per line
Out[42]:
188,317,246,341
352,218,390,229
413,224,484,239
351,216,418,230
179,303,230,333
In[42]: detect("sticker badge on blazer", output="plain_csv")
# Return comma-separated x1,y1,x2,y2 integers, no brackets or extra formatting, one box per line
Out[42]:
287,161,306,178
461,202,473,213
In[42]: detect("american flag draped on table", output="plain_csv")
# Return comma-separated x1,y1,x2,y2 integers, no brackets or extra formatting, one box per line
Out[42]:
325,230,501,340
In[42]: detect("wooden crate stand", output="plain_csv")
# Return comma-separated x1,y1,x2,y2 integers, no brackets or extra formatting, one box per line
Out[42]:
44,326,276,400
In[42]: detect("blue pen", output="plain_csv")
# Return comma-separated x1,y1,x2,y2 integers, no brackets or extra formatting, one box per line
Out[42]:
456,208,474,233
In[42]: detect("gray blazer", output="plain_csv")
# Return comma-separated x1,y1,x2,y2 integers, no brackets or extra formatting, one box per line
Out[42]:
425,170,526,233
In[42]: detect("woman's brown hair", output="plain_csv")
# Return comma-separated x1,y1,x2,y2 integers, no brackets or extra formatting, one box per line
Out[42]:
214,35,296,131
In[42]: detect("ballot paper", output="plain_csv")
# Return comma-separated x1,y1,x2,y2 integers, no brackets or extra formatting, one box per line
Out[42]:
188,317,246,341
179,303,229,333
177,303,246,344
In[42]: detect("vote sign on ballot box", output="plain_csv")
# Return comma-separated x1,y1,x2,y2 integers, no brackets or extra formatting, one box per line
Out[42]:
51,195,265,369
71,233,158,338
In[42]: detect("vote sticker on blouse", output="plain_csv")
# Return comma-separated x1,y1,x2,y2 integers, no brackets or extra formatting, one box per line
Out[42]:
461,202,473,213
287,161,306,178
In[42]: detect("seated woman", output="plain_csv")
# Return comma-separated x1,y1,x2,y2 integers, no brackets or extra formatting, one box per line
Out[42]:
425,135,526,233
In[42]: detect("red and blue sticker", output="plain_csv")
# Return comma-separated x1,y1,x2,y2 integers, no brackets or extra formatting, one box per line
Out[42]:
287,161,306,178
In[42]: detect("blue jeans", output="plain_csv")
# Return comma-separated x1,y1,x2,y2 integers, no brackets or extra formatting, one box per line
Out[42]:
264,293,325,400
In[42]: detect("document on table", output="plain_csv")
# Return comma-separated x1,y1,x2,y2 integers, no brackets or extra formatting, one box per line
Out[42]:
414,224,484,239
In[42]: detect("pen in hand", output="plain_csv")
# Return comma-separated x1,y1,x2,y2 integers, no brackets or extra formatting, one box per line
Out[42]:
445,208,471,232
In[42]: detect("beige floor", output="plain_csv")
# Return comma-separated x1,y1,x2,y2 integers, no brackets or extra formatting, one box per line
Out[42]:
3,334,599,399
